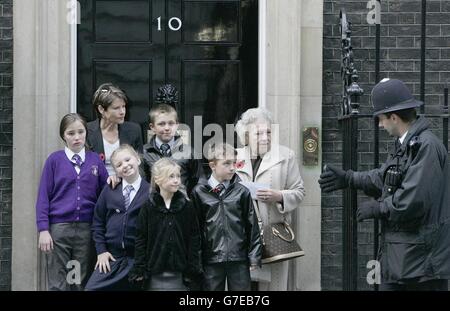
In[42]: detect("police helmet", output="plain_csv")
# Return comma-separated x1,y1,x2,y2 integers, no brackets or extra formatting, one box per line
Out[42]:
371,78,423,116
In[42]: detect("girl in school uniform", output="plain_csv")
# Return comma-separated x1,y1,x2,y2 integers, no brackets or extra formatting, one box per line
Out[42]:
128,158,202,291
85,144,149,291
36,113,109,291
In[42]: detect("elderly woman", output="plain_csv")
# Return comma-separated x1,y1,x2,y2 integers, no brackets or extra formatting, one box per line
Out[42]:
87,83,143,176
234,108,305,291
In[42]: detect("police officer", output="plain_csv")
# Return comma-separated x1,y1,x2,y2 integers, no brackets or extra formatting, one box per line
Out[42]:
319,78,450,291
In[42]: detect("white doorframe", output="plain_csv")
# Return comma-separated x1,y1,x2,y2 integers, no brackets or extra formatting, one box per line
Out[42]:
70,0,78,112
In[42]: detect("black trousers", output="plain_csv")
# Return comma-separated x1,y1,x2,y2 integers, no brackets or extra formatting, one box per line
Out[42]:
204,261,251,291
380,279,448,291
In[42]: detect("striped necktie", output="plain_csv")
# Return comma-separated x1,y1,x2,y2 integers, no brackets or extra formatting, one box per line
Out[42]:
213,183,225,196
72,154,83,167
160,143,171,157
123,184,134,210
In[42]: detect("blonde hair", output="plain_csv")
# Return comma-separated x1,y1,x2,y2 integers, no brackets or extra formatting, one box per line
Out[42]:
235,108,273,146
206,143,237,163
149,103,178,124
110,144,140,172
151,158,187,197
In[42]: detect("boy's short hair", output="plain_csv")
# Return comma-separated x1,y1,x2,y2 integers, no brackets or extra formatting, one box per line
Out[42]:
149,103,178,124
207,143,237,163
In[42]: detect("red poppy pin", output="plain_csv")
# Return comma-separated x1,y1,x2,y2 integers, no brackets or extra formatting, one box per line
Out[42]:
99,153,105,162
210,187,221,194
235,160,245,169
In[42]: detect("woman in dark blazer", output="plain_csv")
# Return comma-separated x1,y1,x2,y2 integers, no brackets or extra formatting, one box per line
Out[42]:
87,83,143,176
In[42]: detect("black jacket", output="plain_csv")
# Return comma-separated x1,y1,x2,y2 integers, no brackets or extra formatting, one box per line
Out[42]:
191,175,262,266
142,135,204,194
351,116,450,283
87,119,143,154
129,191,202,281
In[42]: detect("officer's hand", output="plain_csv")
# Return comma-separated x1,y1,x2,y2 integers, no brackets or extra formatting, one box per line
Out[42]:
318,164,350,192
357,200,381,222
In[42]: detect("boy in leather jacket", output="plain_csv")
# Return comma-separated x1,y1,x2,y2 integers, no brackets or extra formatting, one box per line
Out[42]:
191,143,262,291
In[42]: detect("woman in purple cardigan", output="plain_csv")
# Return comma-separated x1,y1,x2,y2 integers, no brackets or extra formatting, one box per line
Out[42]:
36,113,108,290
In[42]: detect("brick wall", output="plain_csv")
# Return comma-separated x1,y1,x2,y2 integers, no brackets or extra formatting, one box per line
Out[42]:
322,0,450,290
0,0,12,291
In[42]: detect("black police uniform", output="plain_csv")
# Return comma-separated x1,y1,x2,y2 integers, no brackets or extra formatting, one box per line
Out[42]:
352,116,450,289
320,79,450,290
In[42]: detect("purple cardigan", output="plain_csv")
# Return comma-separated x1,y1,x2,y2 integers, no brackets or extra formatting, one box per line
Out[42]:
36,150,108,232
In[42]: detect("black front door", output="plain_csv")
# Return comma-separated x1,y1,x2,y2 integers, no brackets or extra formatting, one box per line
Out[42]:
77,0,258,143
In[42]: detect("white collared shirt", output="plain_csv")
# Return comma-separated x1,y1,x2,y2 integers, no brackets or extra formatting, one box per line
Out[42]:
65,147,86,175
208,175,229,194
122,176,142,208
399,131,408,145
155,137,175,150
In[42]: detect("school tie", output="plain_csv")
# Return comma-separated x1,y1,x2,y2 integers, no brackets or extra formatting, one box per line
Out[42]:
394,139,401,152
160,143,171,157
123,185,134,210
213,183,225,196
72,154,83,167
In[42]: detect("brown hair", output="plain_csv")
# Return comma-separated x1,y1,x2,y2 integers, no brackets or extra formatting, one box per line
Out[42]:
149,103,178,124
92,83,128,119
385,108,417,123
59,113,88,141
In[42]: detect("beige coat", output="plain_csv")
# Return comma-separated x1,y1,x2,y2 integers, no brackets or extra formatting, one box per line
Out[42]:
236,145,305,290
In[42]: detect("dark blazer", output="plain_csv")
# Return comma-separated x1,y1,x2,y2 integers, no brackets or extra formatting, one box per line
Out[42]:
92,178,150,257
87,119,143,155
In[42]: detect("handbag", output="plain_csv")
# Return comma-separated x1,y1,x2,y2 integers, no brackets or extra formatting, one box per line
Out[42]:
254,204,305,264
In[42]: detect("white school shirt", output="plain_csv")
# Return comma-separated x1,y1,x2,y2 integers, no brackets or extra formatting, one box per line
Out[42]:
155,136,175,150
65,147,86,175
208,175,230,195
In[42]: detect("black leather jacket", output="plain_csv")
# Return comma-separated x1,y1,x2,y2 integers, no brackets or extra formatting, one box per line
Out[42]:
191,175,262,266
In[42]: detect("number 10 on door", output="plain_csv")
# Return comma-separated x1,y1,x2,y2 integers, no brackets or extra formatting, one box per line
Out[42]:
157,16,182,31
